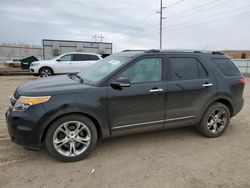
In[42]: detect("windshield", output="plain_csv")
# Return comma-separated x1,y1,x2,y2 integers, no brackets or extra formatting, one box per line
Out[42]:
78,55,130,85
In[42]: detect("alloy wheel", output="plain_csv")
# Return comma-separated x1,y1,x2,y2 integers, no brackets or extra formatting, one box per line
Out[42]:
41,69,52,77
207,108,227,134
53,121,91,157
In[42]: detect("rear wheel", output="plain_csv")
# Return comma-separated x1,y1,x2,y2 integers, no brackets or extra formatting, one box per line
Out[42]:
45,114,98,162
39,67,53,77
197,102,230,138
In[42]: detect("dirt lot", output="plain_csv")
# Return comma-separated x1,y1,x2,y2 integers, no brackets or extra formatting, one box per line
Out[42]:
0,76,250,188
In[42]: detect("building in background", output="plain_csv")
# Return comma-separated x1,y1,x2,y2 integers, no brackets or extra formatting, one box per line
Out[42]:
223,50,250,59
0,44,43,63
42,39,112,60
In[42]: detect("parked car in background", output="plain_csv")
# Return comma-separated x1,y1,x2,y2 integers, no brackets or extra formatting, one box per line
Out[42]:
6,50,245,162
4,59,21,67
29,52,102,77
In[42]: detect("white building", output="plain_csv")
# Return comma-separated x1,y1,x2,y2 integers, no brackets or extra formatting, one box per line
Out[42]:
42,39,112,60
0,45,43,63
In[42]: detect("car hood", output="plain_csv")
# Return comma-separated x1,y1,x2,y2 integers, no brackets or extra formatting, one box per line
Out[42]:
16,75,91,96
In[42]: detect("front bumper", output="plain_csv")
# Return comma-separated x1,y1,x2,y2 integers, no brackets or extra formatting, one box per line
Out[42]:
29,66,39,74
5,104,48,149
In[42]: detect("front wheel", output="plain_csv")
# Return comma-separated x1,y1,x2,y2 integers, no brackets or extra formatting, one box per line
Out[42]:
196,102,230,138
45,114,98,162
39,67,53,77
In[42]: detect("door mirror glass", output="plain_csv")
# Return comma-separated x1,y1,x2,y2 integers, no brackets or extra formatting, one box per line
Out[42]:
56,58,61,62
110,77,130,88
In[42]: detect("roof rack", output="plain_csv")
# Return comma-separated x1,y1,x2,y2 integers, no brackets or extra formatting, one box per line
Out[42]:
122,50,145,52
212,51,224,55
122,49,224,55
145,49,160,53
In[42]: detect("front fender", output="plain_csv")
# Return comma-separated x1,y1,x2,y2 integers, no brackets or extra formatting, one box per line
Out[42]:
38,104,110,145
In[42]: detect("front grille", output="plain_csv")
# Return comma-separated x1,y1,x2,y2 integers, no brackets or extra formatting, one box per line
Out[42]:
10,96,17,108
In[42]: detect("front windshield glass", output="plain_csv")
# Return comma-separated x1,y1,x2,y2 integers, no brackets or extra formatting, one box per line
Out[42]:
78,55,130,85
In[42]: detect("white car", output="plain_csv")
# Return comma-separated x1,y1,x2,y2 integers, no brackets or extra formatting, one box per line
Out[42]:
5,59,21,67
29,52,102,77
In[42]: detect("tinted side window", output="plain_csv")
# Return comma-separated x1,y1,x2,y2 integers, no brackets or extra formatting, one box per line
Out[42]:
73,54,85,61
73,54,100,61
121,58,162,83
212,58,241,76
169,57,207,80
86,55,100,60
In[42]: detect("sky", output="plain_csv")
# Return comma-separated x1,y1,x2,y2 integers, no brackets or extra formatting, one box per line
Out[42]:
0,0,250,52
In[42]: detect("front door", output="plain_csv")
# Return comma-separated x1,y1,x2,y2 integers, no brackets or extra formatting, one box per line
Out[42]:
108,56,167,135
55,54,74,74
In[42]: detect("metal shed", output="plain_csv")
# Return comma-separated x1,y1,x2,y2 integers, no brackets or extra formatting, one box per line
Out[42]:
42,39,112,60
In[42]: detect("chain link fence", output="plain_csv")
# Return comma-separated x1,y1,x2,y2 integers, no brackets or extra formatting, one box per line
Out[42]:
232,59,250,74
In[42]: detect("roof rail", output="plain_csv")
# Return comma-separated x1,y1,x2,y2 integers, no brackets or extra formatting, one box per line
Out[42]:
212,51,224,55
122,49,225,55
145,49,160,53
122,50,145,52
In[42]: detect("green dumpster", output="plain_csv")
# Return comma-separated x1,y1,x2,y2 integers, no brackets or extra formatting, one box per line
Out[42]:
21,56,39,70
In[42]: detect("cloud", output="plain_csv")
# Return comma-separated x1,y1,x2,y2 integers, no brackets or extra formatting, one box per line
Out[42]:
0,0,250,51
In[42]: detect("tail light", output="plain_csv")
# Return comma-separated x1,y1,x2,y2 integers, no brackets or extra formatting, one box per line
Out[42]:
239,78,246,85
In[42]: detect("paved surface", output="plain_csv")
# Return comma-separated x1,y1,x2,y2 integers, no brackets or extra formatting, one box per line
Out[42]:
0,76,250,188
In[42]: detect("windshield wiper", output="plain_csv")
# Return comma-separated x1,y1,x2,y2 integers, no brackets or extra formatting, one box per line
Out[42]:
68,73,84,83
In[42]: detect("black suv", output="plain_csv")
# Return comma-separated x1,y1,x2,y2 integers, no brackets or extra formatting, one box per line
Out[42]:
5,50,245,162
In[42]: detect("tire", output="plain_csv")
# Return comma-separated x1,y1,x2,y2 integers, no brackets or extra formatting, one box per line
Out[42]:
9,63,15,67
45,114,98,162
196,102,230,138
39,67,53,77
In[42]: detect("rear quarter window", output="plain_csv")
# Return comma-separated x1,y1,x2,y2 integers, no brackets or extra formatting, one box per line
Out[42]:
212,58,241,76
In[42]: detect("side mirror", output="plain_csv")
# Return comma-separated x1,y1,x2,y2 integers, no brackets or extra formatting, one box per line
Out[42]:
110,77,130,89
56,59,61,62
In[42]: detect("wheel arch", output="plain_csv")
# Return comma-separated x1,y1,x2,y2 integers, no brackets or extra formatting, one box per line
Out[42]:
40,111,107,145
214,98,234,117
199,97,234,122
38,66,54,74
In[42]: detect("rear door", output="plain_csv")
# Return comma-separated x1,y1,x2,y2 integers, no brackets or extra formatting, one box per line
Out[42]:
165,55,216,127
72,54,100,72
108,55,167,135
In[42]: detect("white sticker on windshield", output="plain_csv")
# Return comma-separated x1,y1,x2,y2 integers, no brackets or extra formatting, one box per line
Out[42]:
108,60,121,65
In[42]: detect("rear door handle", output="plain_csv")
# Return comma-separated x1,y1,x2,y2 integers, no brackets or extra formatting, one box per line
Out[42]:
149,88,164,93
202,83,213,87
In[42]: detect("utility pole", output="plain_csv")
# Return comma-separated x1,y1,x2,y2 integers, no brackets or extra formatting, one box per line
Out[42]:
157,0,166,49
92,34,105,42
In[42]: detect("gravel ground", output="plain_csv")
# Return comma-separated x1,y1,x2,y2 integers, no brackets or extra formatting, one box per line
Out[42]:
0,76,250,188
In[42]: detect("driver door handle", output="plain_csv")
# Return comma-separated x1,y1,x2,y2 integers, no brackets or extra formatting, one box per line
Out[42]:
202,83,213,87
149,88,164,93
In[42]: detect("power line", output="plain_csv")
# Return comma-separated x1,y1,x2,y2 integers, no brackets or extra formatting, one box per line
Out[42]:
165,0,236,22
164,9,250,33
113,12,157,35
166,4,250,30
166,0,185,8
165,0,219,19
117,25,160,42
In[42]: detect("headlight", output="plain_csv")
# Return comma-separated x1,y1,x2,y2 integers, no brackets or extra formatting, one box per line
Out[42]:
13,96,51,111
31,62,40,66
